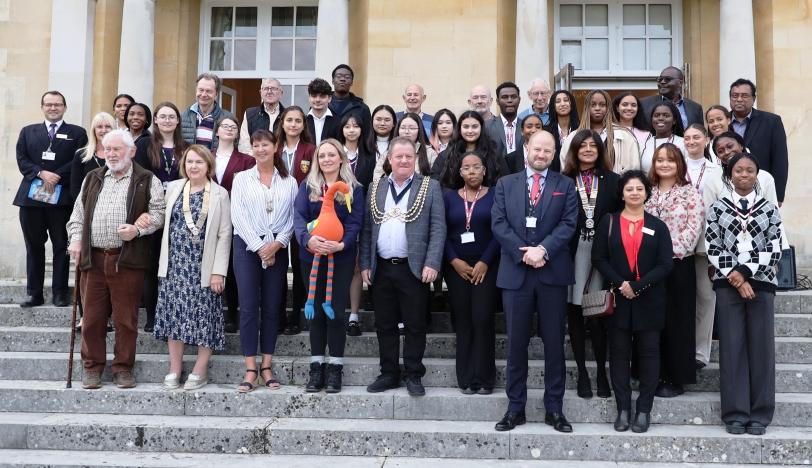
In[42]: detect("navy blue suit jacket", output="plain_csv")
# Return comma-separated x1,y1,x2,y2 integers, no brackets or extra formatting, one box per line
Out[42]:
492,169,578,289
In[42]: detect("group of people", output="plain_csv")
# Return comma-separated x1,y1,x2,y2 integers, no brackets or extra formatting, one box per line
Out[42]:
15,63,787,436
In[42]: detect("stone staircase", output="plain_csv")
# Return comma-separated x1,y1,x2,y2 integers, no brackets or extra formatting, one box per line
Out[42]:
1,281,811,466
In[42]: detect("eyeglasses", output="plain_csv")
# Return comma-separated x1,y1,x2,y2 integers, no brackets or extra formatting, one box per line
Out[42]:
529,91,551,97
261,86,282,94
730,93,753,100
219,124,238,131
399,126,419,131
656,76,678,83
460,165,485,174
155,115,178,121
42,103,65,108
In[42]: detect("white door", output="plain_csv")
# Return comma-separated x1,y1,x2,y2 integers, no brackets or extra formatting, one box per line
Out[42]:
220,85,237,114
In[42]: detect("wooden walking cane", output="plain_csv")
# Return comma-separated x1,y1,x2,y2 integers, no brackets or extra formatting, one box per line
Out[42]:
66,264,81,388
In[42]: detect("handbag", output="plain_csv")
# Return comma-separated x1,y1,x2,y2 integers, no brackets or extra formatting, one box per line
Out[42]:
776,245,797,290
582,214,615,318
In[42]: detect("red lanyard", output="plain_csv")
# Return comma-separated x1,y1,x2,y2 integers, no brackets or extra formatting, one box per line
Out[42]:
463,186,482,232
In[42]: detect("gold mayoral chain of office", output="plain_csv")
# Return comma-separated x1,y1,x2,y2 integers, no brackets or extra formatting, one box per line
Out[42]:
182,180,211,244
369,175,431,224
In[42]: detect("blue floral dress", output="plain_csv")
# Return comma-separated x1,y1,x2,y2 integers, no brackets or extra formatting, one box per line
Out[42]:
154,191,225,350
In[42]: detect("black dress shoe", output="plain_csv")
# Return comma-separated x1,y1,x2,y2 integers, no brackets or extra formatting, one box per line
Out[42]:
461,387,476,395
143,320,154,333
495,410,526,431
596,371,611,398
576,370,593,399
544,412,573,433
614,410,631,432
404,376,425,396
366,374,400,393
655,382,684,398
305,362,326,392
20,295,44,308
631,412,650,433
346,320,361,337
746,421,766,435
53,292,71,307
726,421,746,434
476,387,493,395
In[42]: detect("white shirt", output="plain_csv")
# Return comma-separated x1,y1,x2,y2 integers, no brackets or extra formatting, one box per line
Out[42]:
730,189,757,211
215,151,231,183
376,174,414,259
375,136,390,160
230,166,298,252
308,108,332,145
641,135,687,174
44,120,64,134
501,115,518,153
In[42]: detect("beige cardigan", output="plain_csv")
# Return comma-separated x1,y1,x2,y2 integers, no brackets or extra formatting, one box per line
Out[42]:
559,124,641,174
158,179,232,287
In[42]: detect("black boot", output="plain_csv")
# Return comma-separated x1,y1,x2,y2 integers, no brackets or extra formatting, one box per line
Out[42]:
305,362,325,392
283,310,301,335
576,368,593,399
567,304,591,398
631,411,651,433
614,409,631,432
596,368,611,398
325,364,343,394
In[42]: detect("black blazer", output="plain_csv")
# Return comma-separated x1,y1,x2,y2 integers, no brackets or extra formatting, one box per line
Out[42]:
504,148,525,175
640,94,704,129
14,121,88,207
70,151,106,200
306,113,341,144
542,123,569,173
591,211,673,331
741,108,788,202
566,169,622,255
353,148,376,189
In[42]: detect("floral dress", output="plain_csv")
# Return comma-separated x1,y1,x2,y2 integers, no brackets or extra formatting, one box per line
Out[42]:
153,191,225,350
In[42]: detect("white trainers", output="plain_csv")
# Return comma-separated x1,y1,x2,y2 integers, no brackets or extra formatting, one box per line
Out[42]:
184,373,208,391
163,373,180,390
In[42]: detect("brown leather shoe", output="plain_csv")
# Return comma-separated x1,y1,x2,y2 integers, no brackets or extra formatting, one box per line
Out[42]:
82,371,102,390
113,370,137,389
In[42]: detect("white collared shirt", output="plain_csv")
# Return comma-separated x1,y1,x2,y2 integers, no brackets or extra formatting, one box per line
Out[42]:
230,166,298,251
44,120,64,134
501,114,518,153
215,151,231,183
376,173,415,259
308,108,333,144
730,189,757,210
525,167,548,192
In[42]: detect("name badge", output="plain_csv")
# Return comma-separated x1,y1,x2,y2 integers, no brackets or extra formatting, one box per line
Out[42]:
525,216,537,228
42,151,56,161
56,133,69,140
461,232,475,244
642,227,655,236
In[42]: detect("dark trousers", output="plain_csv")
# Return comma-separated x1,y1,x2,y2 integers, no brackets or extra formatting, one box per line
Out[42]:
141,229,162,325
445,258,497,390
660,256,697,385
19,206,71,297
302,258,353,358
80,250,145,374
372,259,429,379
233,235,286,356
280,237,307,328
609,327,659,413
224,247,240,326
503,272,567,413
716,287,775,426
567,304,608,377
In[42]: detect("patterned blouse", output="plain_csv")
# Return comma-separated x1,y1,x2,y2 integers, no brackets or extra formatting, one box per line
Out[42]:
644,183,704,259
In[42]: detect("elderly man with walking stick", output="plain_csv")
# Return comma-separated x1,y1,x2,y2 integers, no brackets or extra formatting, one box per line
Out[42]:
67,129,164,389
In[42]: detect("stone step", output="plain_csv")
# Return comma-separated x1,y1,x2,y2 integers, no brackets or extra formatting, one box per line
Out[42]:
1,412,811,464
1,380,811,428
2,326,811,364
1,352,811,393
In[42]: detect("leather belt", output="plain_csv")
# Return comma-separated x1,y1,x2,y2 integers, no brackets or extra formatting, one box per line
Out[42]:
378,256,408,265
92,247,122,255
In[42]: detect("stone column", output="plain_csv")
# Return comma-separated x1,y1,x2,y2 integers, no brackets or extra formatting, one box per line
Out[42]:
719,0,756,103
118,0,155,106
314,0,349,80
514,0,550,90
48,0,95,126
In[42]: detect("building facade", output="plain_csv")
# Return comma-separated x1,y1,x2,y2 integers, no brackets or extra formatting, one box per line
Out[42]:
0,0,809,276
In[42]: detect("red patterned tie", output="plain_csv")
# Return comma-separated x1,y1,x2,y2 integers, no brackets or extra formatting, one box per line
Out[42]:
530,173,541,206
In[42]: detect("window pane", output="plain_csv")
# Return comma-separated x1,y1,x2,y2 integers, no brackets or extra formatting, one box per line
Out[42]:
272,7,294,37
209,40,231,71
234,40,256,71
560,40,582,69
294,39,316,70
623,4,646,36
210,7,233,38
649,5,672,37
585,4,608,36
270,39,293,70
281,85,293,107
293,85,310,110
649,38,672,70
623,39,646,70
296,6,318,37
584,38,609,70
235,7,257,37
560,5,583,38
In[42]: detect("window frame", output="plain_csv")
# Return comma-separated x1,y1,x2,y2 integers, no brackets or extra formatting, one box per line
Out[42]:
198,0,319,80
553,0,683,89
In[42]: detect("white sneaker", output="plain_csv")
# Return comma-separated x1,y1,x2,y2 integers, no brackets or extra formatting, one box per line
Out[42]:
184,373,208,391
163,373,180,389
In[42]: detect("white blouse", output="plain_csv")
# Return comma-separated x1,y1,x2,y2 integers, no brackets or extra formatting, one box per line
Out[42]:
641,135,687,174
230,166,298,252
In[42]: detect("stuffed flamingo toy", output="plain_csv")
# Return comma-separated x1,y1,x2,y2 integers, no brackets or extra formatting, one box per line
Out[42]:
304,181,353,320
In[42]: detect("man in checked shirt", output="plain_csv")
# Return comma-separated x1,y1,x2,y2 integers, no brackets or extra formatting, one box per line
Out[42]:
67,129,165,390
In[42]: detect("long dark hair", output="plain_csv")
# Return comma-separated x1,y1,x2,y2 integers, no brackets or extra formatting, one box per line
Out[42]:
274,105,313,145
648,100,685,137
149,102,187,171
438,110,502,189
429,108,457,151
612,92,647,131
561,129,611,177
367,104,397,158
336,111,373,156
250,129,289,178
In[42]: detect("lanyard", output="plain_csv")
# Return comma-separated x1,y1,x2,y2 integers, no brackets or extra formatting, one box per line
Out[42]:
462,186,482,232
687,159,707,190
389,178,413,205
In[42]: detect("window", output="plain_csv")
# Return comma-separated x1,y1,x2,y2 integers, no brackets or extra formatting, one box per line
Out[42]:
555,0,682,85
200,1,318,81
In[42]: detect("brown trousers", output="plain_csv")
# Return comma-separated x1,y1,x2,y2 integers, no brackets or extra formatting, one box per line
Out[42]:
80,249,145,374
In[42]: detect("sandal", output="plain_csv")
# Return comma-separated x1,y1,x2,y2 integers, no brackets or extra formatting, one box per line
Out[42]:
237,369,258,393
261,366,281,390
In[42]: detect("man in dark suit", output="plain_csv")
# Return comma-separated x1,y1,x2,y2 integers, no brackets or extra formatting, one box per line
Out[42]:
238,77,284,154
640,66,703,129
305,78,340,145
14,91,88,307
486,81,523,158
360,137,446,397
491,130,579,432
729,78,789,203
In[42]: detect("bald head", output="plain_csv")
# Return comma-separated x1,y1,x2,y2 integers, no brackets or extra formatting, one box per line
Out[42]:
526,130,556,172
403,84,426,113
468,85,493,116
